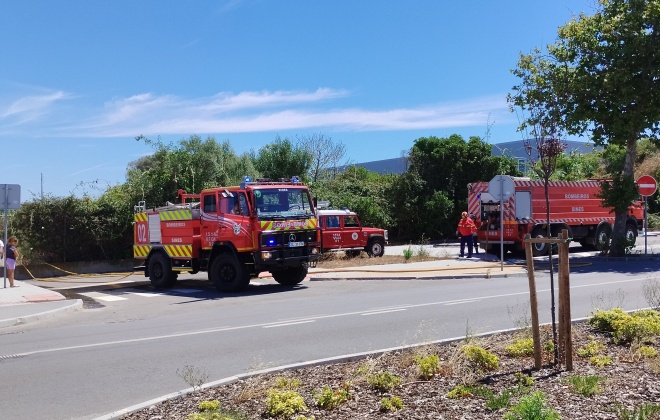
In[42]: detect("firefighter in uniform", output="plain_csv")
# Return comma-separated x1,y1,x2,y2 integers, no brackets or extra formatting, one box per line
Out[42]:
456,211,476,258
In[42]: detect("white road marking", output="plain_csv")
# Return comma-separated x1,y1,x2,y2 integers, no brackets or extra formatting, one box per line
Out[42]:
129,292,160,298
361,309,406,316
80,292,127,302
445,299,482,306
263,320,316,328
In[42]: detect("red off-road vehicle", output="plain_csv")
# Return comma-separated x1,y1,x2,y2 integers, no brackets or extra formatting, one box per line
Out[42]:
317,209,388,257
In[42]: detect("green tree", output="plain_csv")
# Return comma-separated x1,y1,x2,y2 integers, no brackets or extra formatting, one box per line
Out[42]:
312,166,395,230
509,0,660,255
252,136,312,181
403,134,519,239
129,135,256,207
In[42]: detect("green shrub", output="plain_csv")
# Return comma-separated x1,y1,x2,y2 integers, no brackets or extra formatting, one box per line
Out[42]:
314,385,349,410
198,400,221,412
379,396,404,412
647,213,660,230
447,384,478,399
462,344,500,372
485,388,516,411
273,377,301,390
589,309,660,344
543,340,555,354
577,338,606,357
612,401,660,420
187,400,247,420
367,370,401,393
504,391,559,420
514,372,535,387
403,246,414,260
589,308,628,332
612,312,660,344
637,345,658,359
589,355,612,367
566,375,603,397
265,389,307,419
505,338,535,357
415,354,439,380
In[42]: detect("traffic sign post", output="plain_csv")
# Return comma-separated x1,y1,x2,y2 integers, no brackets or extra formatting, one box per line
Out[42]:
488,175,515,270
636,175,657,256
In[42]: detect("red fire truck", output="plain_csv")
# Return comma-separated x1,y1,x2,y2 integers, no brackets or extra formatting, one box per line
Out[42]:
133,177,321,292
467,177,644,256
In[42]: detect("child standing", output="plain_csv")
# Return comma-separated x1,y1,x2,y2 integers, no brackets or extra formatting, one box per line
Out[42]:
5,236,19,287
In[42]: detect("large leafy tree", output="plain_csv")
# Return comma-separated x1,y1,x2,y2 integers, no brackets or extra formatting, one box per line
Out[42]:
129,135,256,207
252,136,312,182
510,0,660,255
397,135,519,240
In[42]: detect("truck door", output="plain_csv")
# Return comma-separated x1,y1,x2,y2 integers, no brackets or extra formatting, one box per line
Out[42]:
322,215,342,249
341,215,362,248
200,192,219,249
219,192,253,251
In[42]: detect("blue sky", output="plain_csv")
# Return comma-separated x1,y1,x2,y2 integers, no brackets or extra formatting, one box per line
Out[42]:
1,0,595,200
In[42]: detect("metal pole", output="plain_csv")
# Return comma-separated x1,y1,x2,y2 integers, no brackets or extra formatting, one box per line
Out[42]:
644,196,648,256
500,176,504,271
3,184,8,289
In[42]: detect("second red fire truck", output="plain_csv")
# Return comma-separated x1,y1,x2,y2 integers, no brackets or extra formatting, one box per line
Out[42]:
467,177,644,256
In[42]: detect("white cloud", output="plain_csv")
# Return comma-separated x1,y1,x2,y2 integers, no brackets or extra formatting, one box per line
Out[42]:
1,88,512,138
1,91,69,123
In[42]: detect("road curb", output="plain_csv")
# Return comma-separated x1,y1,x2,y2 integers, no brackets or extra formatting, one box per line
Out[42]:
309,272,526,281
0,299,83,328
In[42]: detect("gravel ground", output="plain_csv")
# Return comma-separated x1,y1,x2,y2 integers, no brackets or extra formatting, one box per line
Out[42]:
121,322,660,420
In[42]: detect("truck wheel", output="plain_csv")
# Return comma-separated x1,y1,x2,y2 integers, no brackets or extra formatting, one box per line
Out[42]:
624,223,638,245
148,252,177,289
210,254,250,292
366,238,385,257
272,266,308,286
530,227,549,257
345,250,361,258
595,223,612,251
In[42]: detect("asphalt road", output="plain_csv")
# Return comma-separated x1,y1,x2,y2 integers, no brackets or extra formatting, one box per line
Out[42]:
1,256,658,420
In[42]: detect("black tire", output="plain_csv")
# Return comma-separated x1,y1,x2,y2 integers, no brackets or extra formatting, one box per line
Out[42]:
210,254,250,292
366,238,385,257
272,265,308,286
624,223,638,245
595,223,612,252
148,252,178,289
530,227,550,257
345,250,361,258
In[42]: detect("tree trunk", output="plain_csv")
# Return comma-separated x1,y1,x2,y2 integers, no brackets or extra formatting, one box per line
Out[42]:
609,137,638,256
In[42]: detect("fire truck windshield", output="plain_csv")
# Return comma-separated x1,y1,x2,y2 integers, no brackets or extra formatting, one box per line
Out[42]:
254,188,315,220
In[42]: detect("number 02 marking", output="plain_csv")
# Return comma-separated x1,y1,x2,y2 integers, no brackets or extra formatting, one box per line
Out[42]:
137,224,147,242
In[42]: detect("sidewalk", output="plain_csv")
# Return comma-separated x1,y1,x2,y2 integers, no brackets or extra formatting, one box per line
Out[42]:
0,279,82,328
0,254,526,329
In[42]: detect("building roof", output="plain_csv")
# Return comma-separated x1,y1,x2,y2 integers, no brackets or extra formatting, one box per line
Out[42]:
491,139,599,160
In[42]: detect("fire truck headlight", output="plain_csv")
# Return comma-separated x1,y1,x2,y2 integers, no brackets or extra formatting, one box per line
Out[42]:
261,251,275,260
311,247,320,255
384,230,389,241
